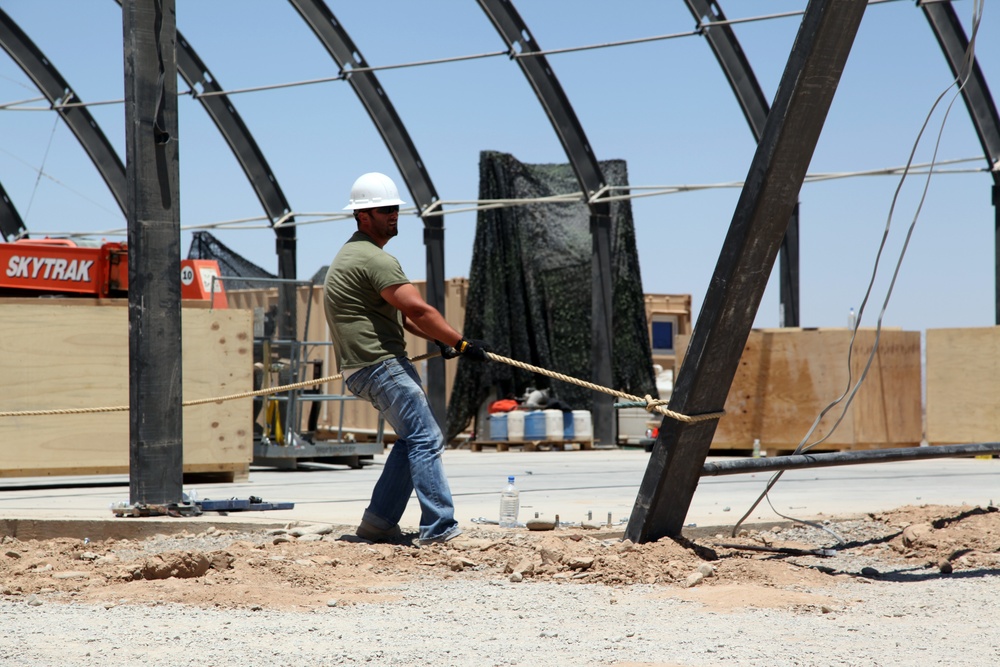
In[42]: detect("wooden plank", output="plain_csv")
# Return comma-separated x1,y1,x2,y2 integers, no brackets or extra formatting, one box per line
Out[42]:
0,302,252,477
759,330,856,446
0,463,249,483
677,329,921,450
852,330,922,446
926,327,1000,444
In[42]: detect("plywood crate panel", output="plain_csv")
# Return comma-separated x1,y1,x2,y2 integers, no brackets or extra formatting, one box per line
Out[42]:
926,327,1000,444
677,328,921,452
0,302,253,477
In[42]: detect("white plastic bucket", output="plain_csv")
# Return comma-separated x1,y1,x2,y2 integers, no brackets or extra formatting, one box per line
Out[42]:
544,409,563,440
506,410,525,441
572,410,593,440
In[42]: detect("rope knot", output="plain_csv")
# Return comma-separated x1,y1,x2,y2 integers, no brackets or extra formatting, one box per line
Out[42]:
643,394,668,413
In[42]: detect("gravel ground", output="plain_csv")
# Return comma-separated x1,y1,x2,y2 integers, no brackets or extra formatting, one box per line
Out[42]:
3,504,999,666
3,575,999,667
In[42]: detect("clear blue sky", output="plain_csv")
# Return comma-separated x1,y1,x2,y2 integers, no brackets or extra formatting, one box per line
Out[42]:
1,1,997,333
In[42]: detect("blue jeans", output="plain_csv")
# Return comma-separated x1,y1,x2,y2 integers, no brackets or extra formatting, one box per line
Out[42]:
345,357,459,542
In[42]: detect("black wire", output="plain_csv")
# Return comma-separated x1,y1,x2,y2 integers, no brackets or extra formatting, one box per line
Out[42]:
732,0,985,538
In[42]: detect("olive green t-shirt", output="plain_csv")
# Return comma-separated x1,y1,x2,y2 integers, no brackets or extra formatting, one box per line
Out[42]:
324,231,410,371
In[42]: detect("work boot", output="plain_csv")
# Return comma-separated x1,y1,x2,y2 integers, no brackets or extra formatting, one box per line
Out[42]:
355,520,402,543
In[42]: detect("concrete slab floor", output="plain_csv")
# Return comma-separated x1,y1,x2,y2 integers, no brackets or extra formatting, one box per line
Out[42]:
0,449,996,540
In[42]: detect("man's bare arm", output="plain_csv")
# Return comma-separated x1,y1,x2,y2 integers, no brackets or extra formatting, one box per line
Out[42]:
382,283,462,346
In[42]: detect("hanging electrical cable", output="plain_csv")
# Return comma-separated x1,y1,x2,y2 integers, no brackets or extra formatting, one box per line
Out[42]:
731,0,986,540
21,111,59,222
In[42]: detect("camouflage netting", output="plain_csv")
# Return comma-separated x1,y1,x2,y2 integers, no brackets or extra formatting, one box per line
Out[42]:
445,151,656,442
186,231,277,290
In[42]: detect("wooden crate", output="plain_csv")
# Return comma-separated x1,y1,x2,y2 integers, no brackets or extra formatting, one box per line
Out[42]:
676,328,922,453
0,301,253,480
926,327,1000,445
644,293,692,376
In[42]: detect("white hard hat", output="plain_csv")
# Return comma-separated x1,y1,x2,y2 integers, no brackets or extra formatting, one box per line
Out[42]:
344,172,407,211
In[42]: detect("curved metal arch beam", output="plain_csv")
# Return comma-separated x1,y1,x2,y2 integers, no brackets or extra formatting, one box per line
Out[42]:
0,180,27,241
287,0,441,217
921,1,1000,178
684,0,800,328
920,0,1000,323
175,35,295,225
684,0,769,140
286,0,450,424
476,0,616,446
3,5,299,315
0,7,127,214
170,27,299,334
109,1,297,294
1,6,299,235
477,0,607,199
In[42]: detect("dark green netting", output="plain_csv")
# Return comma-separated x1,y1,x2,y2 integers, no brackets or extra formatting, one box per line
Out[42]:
186,231,276,291
445,151,656,441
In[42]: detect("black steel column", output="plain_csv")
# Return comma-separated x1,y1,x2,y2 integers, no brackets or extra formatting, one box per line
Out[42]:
590,203,614,445
626,0,868,542
276,231,297,340
288,0,447,428
779,203,800,327
424,224,447,423
477,0,616,446
123,0,183,505
996,185,1000,323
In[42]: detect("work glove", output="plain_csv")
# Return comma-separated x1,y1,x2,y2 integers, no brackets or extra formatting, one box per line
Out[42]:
456,338,491,362
435,340,460,360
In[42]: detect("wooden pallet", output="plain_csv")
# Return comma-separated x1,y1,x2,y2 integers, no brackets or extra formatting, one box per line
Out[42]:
468,439,594,452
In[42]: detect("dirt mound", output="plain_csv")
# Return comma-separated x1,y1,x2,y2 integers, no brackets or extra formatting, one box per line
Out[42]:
2,504,997,612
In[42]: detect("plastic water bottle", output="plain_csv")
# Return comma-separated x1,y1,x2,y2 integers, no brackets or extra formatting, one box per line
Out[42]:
848,307,857,331
499,476,520,528
752,438,762,458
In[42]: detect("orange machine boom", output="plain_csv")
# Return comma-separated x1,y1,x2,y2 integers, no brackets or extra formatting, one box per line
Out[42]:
1,239,227,306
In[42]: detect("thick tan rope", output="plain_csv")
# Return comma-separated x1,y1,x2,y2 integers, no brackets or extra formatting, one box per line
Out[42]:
0,349,722,424
0,351,439,418
485,351,724,423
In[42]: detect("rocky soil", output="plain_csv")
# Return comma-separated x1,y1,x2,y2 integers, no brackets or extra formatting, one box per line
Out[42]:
2,503,999,666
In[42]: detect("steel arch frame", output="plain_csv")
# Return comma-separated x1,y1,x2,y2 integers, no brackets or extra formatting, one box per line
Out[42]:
685,0,801,328
286,0,451,426
170,28,299,335
476,0,617,446
1,5,302,329
4,1,997,340
920,0,1000,322
0,8,300,261
0,7,128,214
